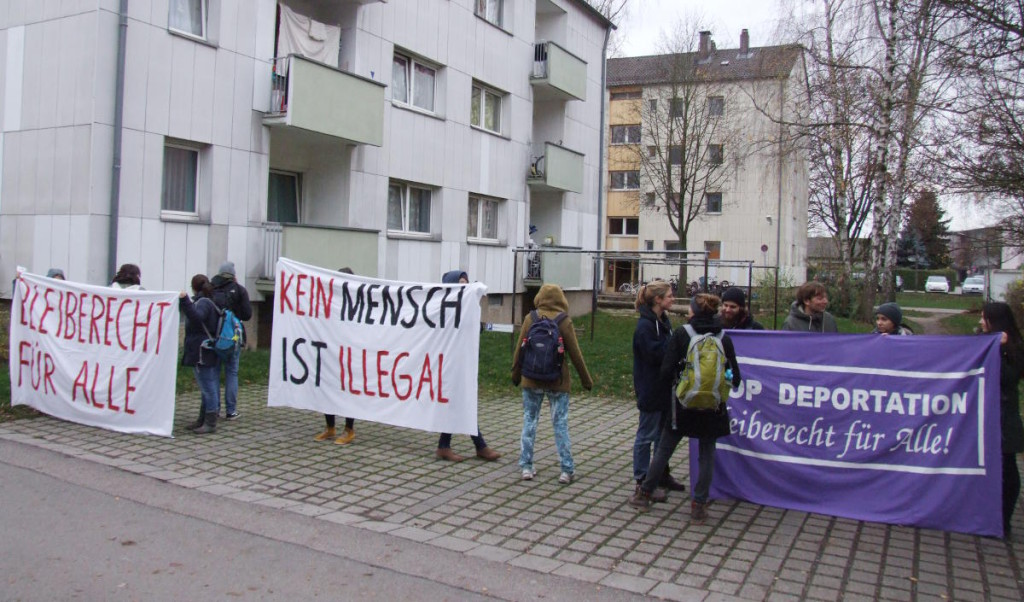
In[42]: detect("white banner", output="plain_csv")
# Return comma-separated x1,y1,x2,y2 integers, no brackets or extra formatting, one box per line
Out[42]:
268,258,486,435
9,272,180,437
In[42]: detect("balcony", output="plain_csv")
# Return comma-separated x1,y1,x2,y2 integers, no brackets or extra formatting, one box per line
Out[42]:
264,55,385,147
256,223,380,293
531,41,587,102
522,247,589,291
527,142,584,194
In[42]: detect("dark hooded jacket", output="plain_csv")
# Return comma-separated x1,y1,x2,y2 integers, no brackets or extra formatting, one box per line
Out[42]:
726,312,765,331
179,294,221,368
442,270,468,284
998,341,1024,454
512,284,593,392
210,271,252,343
659,313,741,438
633,304,673,412
781,301,838,333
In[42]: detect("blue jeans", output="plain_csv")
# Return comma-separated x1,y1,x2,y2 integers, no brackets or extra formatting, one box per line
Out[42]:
519,388,573,474
220,348,239,414
194,365,221,414
642,426,716,503
632,410,663,481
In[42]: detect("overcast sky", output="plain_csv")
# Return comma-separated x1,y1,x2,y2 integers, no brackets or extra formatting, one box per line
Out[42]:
612,0,987,231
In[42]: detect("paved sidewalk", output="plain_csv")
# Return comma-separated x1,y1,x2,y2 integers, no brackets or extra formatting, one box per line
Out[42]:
2,385,1023,601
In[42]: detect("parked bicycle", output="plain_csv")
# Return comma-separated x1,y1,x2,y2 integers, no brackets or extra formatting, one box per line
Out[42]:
618,281,643,296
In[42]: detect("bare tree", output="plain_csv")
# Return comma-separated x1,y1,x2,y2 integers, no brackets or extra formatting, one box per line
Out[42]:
586,0,631,56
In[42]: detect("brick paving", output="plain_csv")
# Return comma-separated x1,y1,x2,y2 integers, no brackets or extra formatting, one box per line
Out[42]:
2,385,1023,601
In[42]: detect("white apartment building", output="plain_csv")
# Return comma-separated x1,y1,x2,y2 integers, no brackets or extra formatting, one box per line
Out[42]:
0,0,612,343
604,30,807,290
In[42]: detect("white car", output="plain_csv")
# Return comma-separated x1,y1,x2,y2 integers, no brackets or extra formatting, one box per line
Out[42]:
961,276,985,295
925,275,950,293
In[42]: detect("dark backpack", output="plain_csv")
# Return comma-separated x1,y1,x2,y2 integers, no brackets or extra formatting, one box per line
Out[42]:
198,298,243,362
519,310,568,383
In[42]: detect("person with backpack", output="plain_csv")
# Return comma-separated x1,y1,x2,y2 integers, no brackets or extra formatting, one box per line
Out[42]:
781,281,838,333
512,284,593,484
209,261,252,420
631,281,686,504
179,274,222,434
630,294,741,524
434,270,501,462
719,287,765,330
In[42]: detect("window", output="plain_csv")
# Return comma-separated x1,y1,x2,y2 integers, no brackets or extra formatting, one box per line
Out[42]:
645,192,656,205
610,171,640,190
669,145,682,165
268,171,300,223
647,145,656,158
387,181,431,234
611,125,641,144
705,192,722,213
649,99,657,113
475,0,503,27
392,52,436,112
162,144,199,215
670,98,684,118
608,217,639,236
709,96,725,117
705,241,721,260
664,240,681,259
610,91,642,100
645,240,654,251
471,83,502,133
168,0,206,39
709,144,724,165
467,195,499,240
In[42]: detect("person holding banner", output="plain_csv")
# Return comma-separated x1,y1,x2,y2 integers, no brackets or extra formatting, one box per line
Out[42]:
179,275,222,434
513,284,593,484
719,287,764,330
111,263,142,290
435,270,502,462
781,281,837,333
630,294,741,524
979,302,1024,539
631,281,684,503
873,302,912,335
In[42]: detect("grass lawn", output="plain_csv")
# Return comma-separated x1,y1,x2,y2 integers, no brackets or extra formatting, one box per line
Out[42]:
896,291,984,311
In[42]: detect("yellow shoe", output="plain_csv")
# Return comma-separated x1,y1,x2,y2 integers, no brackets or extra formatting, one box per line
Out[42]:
335,427,355,445
313,427,336,441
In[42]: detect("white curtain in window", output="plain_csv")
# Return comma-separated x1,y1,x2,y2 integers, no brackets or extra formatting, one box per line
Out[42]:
410,188,431,232
413,63,435,111
392,55,409,104
484,91,500,132
276,4,340,68
467,197,479,238
162,147,198,213
387,184,404,230
481,199,497,238
169,0,204,37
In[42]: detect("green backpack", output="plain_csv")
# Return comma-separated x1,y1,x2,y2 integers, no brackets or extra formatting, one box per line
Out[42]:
672,324,731,412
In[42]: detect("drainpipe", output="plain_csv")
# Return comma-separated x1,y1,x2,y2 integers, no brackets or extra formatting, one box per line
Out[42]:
592,24,611,339
108,0,129,279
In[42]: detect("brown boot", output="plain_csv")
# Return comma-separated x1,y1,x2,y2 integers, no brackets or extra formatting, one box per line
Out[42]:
313,426,336,441
691,500,709,524
334,427,355,445
475,447,501,461
435,448,465,462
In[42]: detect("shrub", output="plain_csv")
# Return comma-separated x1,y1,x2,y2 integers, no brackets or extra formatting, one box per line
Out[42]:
1002,278,1024,332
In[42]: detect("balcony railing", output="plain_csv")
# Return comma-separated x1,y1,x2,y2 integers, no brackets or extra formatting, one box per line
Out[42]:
530,41,587,102
527,142,584,194
258,223,380,290
521,248,589,291
264,55,386,146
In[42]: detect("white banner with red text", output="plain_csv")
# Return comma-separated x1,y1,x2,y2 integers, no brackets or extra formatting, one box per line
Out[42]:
9,271,180,437
267,258,486,435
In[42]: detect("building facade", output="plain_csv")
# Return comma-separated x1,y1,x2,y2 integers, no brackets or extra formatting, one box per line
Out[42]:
604,30,807,291
0,0,611,341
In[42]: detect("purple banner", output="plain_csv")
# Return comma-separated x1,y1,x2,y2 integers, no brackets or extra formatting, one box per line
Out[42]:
693,331,1003,537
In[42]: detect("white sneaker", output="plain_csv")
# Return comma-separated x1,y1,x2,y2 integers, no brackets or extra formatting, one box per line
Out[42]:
558,471,574,484
521,468,536,481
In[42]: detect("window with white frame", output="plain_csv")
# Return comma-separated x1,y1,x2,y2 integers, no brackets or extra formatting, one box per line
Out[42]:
608,217,639,236
611,125,641,144
467,195,500,241
169,0,207,39
162,143,200,216
610,170,640,190
705,192,722,213
268,171,300,223
387,181,431,234
392,52,437,113
708,95,725,117
475,0,503,27
470,83,503,133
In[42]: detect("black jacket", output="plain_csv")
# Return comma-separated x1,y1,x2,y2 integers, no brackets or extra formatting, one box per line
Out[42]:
659,314,741,438
998,342,1024,454
728,313,765,330
632,305,673,412
211,274,252,342
180,295,221,367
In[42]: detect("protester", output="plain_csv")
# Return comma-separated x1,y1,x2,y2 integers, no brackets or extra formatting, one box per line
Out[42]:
512,284,593,483
719,287,764,330
979,302,1024,540
45,268,65,280
111,263,142,289
313,268,357,444
179,275,221,434
781,281,838,332
631,281,685,503
630,294,741,524
435,270,501,462
210,261,252,421
873,302,913,335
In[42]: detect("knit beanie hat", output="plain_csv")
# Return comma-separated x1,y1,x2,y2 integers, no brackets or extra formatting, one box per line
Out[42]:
721,286,746,306
875,302,902,326
219,261,236,276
